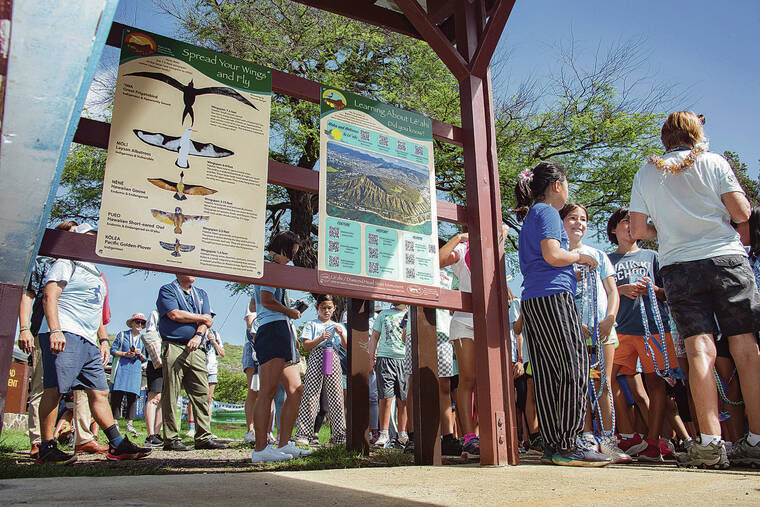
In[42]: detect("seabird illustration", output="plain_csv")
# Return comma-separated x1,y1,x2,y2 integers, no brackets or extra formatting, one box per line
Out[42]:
159,238,195,257
125,71,258,125
151,206,208,234
147,171,217,201
133,128,233,169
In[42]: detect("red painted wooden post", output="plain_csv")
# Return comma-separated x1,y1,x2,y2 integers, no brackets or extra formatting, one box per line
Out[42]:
346,298,372,455
454,1,512,466
0,283,23,436
410,306,441,465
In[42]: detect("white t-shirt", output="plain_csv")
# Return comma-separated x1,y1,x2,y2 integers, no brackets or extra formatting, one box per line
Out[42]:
39,260,106,345
205,330,224,376
573,245,615,329
436,271,454,336
629,150,746,266
300,319,346,351
146,310,159,332
450,242,473,325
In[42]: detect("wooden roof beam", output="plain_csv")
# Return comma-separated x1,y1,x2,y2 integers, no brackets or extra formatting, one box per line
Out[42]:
470,0,515,77
395,0,469,82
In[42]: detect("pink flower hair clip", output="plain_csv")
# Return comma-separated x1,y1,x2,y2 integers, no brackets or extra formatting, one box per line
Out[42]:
518,169,533,182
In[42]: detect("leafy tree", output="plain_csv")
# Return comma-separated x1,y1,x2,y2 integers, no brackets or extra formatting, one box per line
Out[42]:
50,144,107,223
54,1,680,287
723,150,760,206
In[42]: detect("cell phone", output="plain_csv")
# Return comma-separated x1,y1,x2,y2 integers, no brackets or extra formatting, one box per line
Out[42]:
400,314,408,329
294,300,308,313
130,345,136,352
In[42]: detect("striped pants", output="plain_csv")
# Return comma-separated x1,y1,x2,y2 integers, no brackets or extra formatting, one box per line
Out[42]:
522,292,589,451
295,348,346,443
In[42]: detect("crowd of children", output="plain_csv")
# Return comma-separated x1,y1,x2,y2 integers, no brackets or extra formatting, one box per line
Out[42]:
242,111,760,470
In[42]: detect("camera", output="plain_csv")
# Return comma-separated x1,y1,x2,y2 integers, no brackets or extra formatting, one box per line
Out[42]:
294,300,308,313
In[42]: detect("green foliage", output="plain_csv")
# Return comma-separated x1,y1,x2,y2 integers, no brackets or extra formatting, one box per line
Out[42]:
214,369,247,403
50,144,108,224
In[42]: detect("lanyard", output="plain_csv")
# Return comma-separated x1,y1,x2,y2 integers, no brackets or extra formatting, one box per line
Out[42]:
639,280,674,383
172,279,201,313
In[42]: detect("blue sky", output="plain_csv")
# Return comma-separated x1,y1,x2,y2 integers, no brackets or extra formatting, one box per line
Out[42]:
67,0,760,344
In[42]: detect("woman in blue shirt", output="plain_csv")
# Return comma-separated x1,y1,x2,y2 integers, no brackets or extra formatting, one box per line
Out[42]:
110,313,147,437
514,161,607,467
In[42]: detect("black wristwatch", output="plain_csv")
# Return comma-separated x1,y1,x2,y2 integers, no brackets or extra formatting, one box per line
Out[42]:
194,331,204,337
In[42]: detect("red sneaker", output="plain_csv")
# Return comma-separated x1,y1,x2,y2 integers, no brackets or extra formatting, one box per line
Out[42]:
617,433,647,457
637,437,663,462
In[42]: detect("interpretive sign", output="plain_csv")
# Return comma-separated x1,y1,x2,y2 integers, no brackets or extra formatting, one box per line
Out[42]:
97,27,271,277
317,86,439,299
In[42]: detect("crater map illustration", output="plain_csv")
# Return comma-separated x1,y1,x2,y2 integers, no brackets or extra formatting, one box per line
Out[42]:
325,141,432,234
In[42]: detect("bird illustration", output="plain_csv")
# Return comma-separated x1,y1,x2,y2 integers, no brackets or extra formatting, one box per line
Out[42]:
159,238,195,257
125,71,258,125
324,97,345,110
133,129,233,169
151,206,208,234
147,171,217,201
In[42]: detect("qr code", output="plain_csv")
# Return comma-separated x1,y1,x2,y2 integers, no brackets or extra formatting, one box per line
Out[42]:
405,253,415,265
328,255,340,268
360,129,370,142
428,244,437,254
368,233,378,245
328,240,340,253
328,226,340,239
406,267,416,279
397,140,406,151
379,135,388,147
405,240,415,252
369,247,379,259
414,144,424,156
368,261,379,274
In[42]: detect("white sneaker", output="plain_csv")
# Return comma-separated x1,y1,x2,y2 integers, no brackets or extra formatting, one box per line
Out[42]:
244,431,256,443
251,444,293,463
374,433,389,447
599,435,633,464
278,441,313,458
185,428,196,439
294,437,310,446
397,433,409,445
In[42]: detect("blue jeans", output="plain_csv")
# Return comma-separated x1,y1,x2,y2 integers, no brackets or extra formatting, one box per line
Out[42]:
273,383,286,433
369,371,379,430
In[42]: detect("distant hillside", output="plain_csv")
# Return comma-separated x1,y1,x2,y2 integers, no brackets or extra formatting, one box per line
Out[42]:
219,342,243,375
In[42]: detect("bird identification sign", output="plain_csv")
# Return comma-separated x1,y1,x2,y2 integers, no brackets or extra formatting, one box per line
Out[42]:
317,86,440,299
97,27,271,278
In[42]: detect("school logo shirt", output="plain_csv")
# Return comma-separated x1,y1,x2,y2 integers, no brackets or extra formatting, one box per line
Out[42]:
607,248,670,336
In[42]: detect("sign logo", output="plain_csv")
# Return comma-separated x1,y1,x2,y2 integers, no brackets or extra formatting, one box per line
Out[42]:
125,32,157,56
322,89,346,110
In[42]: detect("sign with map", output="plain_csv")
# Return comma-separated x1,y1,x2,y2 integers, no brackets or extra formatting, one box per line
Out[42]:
96,27,271,278
317,86,440,299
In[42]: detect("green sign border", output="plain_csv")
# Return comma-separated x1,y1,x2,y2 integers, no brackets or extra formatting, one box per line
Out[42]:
119,26,272,94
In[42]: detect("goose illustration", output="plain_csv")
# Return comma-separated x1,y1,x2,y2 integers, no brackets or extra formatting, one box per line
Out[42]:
133,128,233,169
147,171,217,201
159,238,195,257
151,206,208,234
125,71,258,125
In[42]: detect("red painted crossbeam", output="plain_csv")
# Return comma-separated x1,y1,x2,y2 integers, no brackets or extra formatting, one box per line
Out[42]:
38,229,471,311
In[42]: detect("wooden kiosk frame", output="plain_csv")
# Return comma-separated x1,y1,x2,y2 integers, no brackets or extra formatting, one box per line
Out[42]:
0,0,518,466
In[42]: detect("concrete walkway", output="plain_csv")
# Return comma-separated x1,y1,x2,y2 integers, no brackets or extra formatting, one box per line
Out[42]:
1,463,758,506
